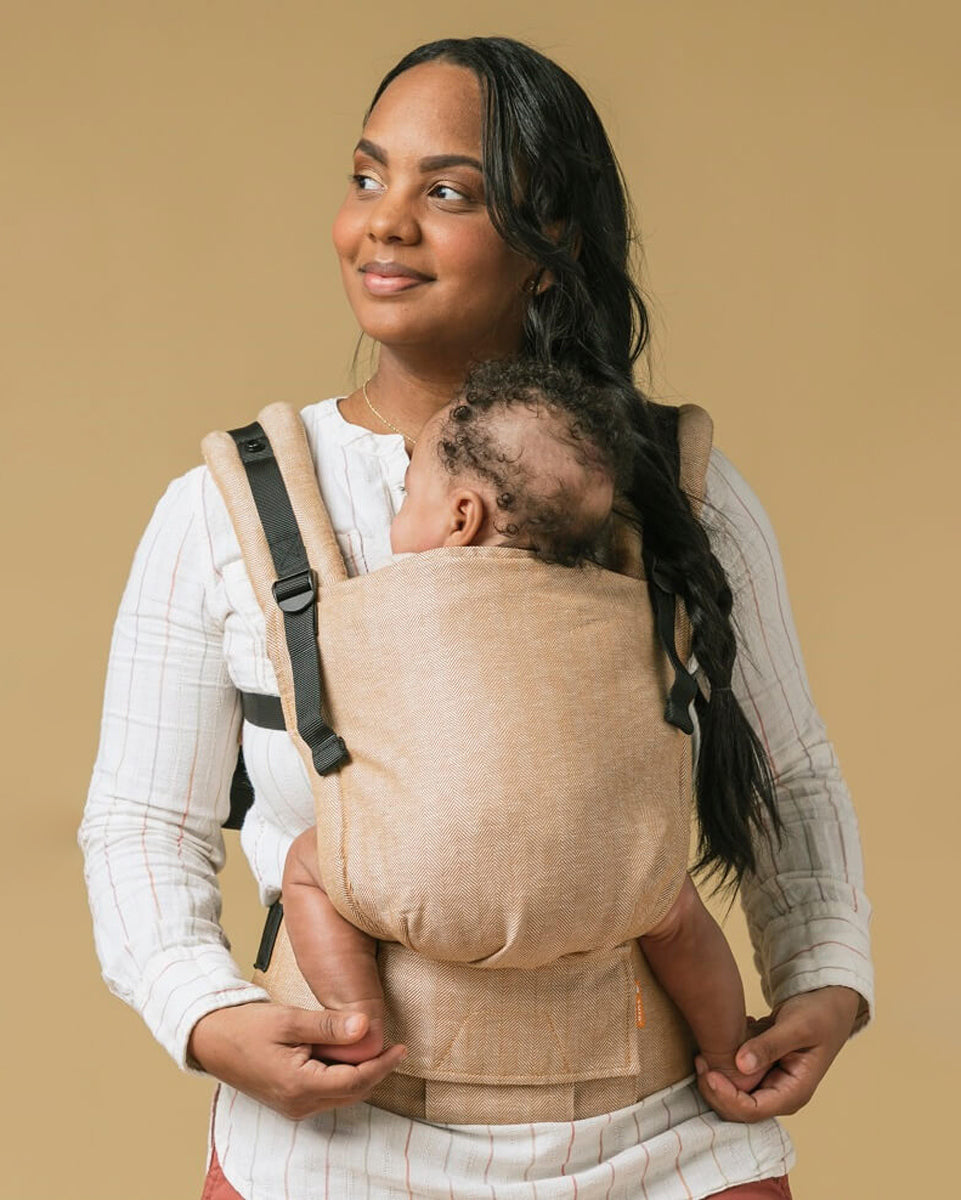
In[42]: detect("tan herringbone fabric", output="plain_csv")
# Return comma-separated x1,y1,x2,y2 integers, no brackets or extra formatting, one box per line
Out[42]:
203,401,713,1123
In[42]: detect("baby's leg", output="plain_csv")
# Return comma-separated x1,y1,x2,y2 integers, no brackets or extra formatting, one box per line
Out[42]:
282,828,386,1063
638,874,766,1092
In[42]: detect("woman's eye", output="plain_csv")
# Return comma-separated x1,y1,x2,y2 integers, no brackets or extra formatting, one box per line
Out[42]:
348,172,381,192
349,173,473,204
430,183,469,202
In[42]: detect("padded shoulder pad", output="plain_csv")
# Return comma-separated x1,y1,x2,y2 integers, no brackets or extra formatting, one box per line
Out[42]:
676,404,714,517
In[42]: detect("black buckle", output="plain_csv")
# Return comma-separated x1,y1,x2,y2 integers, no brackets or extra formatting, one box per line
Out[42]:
272,568,316,614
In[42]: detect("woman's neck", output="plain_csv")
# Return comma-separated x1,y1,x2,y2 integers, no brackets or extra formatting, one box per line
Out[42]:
338,350,474,443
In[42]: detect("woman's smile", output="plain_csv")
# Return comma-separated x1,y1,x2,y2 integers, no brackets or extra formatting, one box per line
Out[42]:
361,272,430,296
359,260,435,296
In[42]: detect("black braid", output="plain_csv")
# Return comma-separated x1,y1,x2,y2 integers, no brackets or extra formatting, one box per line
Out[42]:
622,415,781,886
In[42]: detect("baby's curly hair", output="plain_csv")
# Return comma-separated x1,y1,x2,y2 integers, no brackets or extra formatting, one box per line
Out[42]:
435,358,636,568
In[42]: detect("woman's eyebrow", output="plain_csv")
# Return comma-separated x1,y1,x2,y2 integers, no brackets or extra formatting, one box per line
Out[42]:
354,137,483,174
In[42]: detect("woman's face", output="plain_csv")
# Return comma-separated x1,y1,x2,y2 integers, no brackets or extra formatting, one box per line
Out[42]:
332,61,538,362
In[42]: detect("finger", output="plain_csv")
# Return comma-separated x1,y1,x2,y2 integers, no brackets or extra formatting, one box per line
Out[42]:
698,1052,821,1123
279,1006,370,1047
735,1011,813,1076
702,1070,741,1103
696,1071,763,1122
298,1043,408,1101
727,1063,816,1119
697,1070,793,1124
325,1044,409,1091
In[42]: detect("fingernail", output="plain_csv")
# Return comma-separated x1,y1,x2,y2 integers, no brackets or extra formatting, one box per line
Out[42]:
695,1058,706,1076
346,1016,365,1035
739,1051,757,1072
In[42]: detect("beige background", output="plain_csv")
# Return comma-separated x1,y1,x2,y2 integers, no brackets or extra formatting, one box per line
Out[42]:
2,2,957,1196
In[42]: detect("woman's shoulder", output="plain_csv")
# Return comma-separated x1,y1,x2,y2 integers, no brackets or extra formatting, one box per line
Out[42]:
298,394,346,437
180,395,345,536
702,446,783,586
142,395,404,578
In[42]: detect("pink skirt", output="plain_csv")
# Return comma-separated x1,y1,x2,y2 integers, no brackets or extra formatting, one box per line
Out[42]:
200,1146,244,1200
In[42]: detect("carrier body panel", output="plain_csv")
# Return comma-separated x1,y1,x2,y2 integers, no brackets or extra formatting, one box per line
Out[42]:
202,400,713,1123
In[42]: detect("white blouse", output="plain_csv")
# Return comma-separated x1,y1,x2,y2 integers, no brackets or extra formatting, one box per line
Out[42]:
79,396,873,1199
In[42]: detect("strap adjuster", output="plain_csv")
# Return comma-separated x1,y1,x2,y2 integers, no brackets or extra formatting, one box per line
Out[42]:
313,730,349,775
272,568,316,614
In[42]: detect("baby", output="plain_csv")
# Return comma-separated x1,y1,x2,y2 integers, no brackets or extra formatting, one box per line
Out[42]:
282,358,765,1093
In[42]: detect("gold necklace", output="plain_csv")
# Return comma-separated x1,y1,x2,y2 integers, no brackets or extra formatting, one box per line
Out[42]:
362,379,418,446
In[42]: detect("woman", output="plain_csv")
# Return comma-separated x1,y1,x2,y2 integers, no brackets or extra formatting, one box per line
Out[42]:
79,36,872,1199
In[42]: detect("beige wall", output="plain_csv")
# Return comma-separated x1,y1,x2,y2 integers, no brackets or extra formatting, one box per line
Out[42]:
3,2,957,1196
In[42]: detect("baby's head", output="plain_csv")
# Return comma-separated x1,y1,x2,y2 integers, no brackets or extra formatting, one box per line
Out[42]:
389,358,634,568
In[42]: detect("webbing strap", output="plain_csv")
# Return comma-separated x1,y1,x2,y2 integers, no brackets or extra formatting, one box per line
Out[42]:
241,691,286,730
225,746,255,830
650,403,682,484
228,422,348,776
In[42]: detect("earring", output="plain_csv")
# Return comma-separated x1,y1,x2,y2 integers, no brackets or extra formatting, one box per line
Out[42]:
525,269,545,295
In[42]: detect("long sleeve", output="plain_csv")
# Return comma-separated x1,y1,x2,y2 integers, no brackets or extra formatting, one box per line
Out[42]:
702,449,874,1031
78,466,270,1070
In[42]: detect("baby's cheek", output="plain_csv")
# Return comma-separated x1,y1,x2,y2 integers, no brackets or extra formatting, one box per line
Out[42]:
389,507,415,554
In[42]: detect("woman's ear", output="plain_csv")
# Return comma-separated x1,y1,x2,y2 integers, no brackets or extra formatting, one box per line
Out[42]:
443,488,487,547
527,222,581,295
525,268,551,295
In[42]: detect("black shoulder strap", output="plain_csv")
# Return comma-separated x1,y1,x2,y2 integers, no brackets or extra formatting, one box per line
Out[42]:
229,419,348,776
222,419,349,830
648,402,682,483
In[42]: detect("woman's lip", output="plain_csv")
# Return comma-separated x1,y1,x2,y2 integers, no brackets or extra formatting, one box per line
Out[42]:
361,272,431,296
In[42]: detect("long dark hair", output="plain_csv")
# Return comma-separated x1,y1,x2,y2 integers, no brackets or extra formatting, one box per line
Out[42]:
366,37,780,890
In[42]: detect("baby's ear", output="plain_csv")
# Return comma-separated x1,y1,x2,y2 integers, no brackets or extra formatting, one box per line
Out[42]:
444,488,487,547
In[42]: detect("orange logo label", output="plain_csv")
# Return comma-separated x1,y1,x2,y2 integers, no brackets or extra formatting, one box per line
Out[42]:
634,979,645,1028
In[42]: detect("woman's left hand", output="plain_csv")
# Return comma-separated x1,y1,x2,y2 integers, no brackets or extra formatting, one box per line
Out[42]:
694,985,862,1123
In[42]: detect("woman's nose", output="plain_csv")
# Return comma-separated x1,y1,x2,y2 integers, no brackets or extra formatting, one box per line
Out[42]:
366,188,420,244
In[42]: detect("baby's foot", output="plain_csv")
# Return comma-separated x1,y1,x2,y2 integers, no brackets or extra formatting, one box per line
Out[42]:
696,1047,767,1095
311,998,386,1065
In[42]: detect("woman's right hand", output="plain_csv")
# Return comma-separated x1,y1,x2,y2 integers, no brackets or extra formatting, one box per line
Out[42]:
187,1002,408,1120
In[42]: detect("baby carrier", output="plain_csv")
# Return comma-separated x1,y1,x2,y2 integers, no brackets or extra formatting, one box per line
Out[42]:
202,399,714,1124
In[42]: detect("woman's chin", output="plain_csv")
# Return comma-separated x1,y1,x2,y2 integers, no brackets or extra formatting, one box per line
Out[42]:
356,319,456,354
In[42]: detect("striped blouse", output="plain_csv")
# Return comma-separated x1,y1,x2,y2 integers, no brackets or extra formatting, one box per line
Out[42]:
79,396,874,1199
